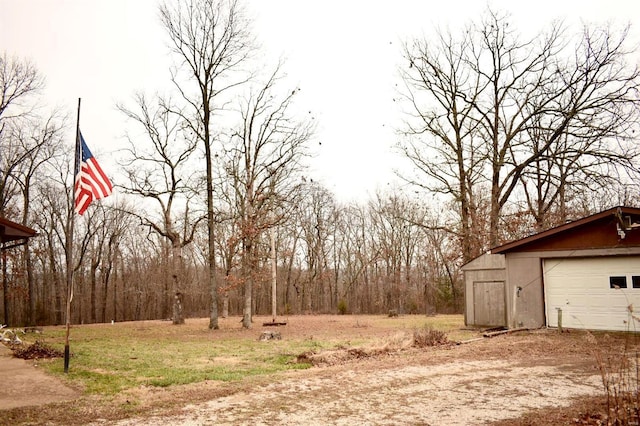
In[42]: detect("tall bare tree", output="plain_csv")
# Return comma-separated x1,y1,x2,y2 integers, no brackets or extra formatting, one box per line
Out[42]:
399,9,640,250
159,0,254,329
0,54,63,326
398,27,486,262
297,182,336,313
118,94,203,324
13,114,64,325
221,67,313,328
98,203,131,323
0,54,45,217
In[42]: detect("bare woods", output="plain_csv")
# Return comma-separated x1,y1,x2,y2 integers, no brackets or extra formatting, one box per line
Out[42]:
1,3,639,327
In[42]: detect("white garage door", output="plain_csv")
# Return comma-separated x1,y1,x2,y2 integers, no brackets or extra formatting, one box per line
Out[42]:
544,256,640,331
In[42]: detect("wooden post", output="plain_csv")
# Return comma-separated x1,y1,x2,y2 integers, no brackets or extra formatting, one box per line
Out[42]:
270,227,277,321
556,308,563,333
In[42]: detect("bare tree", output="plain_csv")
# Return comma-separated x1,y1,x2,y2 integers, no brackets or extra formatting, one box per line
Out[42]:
159,0,255,329
520,103,640,232
336,204,381,313
399,9,640,250
0,117,60,324
398,26,486,262
0,54,63,326
368,191,431,313
118,93,203,324
211,206,242,318
0,54,46,217
277,204,304,313
221,67,313,328
0,53,43,126
297,182,336,313
97,203,131,323
12,113,64,325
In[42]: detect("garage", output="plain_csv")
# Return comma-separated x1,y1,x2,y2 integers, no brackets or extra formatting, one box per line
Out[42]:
544,256,640,331
464,206,640,331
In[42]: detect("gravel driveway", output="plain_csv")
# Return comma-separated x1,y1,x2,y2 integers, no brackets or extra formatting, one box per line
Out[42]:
107,343,602,425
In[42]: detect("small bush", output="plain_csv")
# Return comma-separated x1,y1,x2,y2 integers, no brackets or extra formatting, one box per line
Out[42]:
589,307,640,425
337,299,348,315
412,326,449,348
406,301,419,315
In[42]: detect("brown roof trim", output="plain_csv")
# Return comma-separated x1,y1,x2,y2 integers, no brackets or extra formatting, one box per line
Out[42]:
491,206,640,254
0,216,37,245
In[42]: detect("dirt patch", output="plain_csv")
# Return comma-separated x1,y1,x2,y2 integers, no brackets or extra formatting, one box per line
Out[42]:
0,344,79,411
108,358,601,425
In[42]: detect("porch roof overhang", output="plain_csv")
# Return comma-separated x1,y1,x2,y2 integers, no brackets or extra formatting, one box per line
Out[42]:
0,216,37,250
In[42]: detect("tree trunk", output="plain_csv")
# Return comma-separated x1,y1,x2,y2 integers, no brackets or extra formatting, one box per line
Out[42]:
222,292,229,318
241,239,253,329
90,262,97,324
112,251,118,322
101,254,112,323
206,191,219,329
25,245,35,326
48,238,63,325
171,241,185,325
270,228,277,320
489,178,502,248
160,242,170,320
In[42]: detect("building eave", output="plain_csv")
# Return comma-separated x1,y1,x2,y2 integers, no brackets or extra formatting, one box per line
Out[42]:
0,216,37,246
491,206,640,254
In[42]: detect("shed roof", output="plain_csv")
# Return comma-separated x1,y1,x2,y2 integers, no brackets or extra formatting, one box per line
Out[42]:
0,216,37,249
491,206,640,254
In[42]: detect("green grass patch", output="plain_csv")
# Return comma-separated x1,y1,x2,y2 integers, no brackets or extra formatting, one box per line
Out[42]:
25,315,471,395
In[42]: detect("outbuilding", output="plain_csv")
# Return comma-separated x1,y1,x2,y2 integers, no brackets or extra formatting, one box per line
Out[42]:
462,206,640,332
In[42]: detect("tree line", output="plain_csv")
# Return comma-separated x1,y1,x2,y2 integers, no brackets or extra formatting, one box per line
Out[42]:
1,1,639,327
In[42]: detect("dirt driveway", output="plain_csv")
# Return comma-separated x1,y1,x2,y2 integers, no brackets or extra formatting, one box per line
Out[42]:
107,358,600,425
91,330,609,426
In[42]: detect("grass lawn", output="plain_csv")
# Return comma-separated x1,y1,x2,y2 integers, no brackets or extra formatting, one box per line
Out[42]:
27,314,474,395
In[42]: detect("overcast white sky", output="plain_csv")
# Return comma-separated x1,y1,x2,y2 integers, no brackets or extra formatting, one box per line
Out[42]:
1,0,639,202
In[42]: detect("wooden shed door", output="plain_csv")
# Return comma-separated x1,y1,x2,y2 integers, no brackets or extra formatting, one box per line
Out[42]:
473,281,506,327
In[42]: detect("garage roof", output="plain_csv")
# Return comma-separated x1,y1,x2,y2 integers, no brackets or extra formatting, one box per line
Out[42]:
492,206,640,254
0,216,37,249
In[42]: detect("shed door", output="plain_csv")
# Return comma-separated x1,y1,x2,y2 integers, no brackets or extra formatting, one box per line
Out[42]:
544,256,640,331
473,281,506,327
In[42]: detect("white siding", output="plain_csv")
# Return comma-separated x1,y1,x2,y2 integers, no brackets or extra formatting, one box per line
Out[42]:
544,256,640,331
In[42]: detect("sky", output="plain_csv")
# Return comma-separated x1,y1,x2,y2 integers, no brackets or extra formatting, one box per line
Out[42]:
1,0,639,203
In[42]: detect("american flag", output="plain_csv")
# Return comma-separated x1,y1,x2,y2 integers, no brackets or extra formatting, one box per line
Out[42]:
74,131,113,215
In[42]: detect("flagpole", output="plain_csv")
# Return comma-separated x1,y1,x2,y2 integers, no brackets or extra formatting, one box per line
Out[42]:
64,98,81,373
